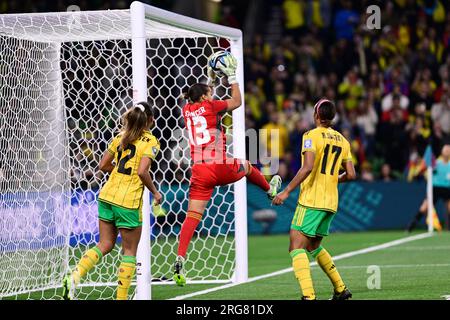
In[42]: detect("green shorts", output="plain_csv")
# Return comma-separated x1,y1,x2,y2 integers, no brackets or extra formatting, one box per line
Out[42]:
290,204,335,237
98,200,142,229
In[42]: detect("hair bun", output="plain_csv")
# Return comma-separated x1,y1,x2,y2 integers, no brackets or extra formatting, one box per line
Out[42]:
135,104,145,112
314,98,331,114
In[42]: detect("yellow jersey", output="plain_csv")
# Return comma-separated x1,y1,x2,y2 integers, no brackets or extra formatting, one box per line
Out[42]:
261,122,289,158
298,127,352,213
98,131,160,210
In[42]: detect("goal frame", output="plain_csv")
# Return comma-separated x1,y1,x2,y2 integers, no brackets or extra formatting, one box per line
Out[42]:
130,1,248,300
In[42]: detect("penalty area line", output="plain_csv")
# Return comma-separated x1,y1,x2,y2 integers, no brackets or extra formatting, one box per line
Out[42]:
169,232,433,300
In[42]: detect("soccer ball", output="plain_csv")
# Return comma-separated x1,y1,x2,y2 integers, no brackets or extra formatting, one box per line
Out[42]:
208,50,233,77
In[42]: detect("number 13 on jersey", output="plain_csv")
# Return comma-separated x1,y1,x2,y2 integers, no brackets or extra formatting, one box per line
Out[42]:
186,116,211,146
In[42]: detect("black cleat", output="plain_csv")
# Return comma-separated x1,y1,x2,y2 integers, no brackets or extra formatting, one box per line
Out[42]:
301,296,316,300
331,287,352,300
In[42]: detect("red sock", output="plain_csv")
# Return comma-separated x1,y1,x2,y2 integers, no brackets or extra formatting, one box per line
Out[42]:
177,211,203,258
247,165,270,192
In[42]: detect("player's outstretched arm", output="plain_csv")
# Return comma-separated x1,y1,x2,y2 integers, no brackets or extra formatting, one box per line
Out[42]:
216,54,241,112
338,160,357,183
225,83,242,112
99,150,115,173
272,151,315,205
137,157,162,204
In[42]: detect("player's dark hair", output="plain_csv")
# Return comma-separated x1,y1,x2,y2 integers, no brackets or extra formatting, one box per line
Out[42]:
183,83,210,103
120,101,153,149
314,99,336,127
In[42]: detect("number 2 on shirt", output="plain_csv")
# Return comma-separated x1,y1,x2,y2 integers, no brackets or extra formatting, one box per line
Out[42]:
117,144,136,175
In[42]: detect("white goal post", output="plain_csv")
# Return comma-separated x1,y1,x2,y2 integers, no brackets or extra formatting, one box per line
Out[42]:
131,1,247,300
0,1,247,300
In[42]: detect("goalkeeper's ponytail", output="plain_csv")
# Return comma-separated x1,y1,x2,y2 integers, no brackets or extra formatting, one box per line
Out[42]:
183,91,191,102
184,83,210,103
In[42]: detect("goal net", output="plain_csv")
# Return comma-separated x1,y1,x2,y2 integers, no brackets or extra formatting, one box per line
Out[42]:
0,3,246,300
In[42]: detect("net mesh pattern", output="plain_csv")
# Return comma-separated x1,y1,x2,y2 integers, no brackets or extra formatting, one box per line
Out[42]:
0,11,237,300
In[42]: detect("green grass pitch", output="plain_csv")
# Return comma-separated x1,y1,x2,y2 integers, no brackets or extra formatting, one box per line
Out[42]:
158,230,450,300
12,230,450,300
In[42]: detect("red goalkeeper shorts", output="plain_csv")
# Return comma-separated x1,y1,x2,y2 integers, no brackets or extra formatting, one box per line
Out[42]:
189,158,247,201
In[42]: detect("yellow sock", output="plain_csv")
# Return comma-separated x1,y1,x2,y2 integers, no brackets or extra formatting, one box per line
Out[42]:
311,246,345,293
426,208,442,232
117,255,136,300
290,249,315,300
72,246,103,285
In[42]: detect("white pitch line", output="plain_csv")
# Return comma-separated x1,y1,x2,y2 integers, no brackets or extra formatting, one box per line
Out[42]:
169,232,433,300
334,263,450,269
383,245,450,251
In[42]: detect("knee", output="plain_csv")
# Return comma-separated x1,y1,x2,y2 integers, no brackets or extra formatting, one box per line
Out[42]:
244,160,251,176
420,201,428,213
97,241,115,255
289,242,307,252
306,243,320,253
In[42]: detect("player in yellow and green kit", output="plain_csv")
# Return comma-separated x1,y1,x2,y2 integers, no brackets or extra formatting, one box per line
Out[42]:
62,102,162,300
272,98,356,300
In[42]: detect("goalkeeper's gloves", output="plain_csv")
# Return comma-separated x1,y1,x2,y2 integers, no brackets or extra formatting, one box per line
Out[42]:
207,64,216,87
220,54,238,85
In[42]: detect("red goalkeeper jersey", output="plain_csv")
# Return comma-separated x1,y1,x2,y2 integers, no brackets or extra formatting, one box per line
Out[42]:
182,99,228,163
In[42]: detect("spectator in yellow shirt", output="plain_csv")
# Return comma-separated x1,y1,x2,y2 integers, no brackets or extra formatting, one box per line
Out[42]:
282,0,306,38
338,69,365,111
262,111,289,160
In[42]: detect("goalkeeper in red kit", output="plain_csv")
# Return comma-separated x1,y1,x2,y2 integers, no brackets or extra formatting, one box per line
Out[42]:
173,53,282,286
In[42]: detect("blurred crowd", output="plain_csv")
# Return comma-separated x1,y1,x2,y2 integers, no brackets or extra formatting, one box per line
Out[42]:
241,0,450,182
3,0,450,185
0,0,172,12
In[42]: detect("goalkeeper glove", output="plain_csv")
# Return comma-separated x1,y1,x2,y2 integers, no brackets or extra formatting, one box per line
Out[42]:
220,54,238,85
206,52,217,86
207,64,216,86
